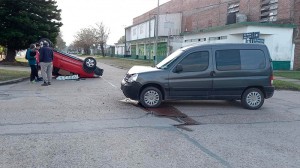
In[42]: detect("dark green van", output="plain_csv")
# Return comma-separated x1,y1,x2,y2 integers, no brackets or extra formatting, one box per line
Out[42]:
121,43,274,110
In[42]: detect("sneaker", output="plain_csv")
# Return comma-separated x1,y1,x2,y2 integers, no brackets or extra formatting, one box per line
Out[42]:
48,82,51,85
30,80,36,84
37,77,43,81
41,82,48,86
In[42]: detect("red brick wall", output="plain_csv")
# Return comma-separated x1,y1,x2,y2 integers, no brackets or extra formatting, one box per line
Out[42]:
293,0,300,70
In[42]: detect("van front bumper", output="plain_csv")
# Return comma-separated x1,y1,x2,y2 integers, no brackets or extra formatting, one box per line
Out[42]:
121,79,142,100
265,86,275,99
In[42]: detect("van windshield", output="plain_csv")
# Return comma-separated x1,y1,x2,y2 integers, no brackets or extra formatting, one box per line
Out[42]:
156,49,183,69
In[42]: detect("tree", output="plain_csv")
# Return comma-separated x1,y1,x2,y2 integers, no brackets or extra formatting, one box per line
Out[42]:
56,32,66,51
73,28,95,55
0,0,62,62
117,36,125,44
93,22,110,56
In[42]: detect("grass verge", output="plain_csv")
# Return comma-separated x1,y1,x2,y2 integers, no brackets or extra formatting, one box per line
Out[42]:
274,80,300,91
0,69,29,82
274,71,300,80
95,56,154,70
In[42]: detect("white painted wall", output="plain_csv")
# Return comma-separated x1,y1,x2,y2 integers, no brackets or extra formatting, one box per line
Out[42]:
183,26,294,65
127,13,182,41
115,44,125,55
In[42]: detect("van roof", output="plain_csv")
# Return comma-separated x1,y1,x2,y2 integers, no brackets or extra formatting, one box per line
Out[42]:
181,43,266,51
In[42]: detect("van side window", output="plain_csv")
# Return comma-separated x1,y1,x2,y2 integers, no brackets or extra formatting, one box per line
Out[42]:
240,50,266,70
179,51,209,72
216,50,241,71
216,49,266,71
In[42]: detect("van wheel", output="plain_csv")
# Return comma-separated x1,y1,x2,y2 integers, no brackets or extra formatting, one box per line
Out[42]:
139,87,162,108
83,57,97,73
241,88,264,110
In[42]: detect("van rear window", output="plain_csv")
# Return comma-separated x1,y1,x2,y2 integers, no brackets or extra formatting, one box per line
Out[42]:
216,49,266,71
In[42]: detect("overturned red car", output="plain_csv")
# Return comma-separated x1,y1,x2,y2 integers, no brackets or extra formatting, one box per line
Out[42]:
53,50,103,78
39,38,103,78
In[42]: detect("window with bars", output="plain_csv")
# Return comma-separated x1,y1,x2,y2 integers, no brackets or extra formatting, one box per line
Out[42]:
260,0,278,22
228,2,240,14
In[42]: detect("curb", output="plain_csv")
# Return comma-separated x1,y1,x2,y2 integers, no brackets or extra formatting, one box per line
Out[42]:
0,77,30,86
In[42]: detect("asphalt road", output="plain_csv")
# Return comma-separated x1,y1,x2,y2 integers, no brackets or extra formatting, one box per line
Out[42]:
0,63,300,168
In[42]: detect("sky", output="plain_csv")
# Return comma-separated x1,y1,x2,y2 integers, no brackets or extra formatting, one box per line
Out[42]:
56,0,170,46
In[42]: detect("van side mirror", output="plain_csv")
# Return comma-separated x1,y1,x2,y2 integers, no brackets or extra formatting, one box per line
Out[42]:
174,64,183,73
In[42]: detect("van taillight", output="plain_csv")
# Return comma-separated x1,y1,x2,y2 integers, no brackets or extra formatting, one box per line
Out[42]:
270,75,274,85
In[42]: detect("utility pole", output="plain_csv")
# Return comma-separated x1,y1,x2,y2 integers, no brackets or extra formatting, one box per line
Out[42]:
154,0,160,65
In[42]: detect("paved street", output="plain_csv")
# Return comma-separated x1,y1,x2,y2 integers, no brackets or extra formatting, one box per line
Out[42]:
1,63,300,168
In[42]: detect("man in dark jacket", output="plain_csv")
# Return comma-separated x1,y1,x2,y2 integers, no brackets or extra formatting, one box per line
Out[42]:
39,41,53,86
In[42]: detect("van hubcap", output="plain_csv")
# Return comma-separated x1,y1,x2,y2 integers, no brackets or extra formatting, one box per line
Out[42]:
246,92,261,107
144,90,159,106
86,59,95,67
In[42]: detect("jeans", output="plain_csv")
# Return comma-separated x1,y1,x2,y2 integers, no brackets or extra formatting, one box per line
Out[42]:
30,64,38,81
40,62,53,83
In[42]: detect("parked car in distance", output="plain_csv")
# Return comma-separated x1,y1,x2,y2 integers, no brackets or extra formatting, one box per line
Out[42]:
121,43,274,110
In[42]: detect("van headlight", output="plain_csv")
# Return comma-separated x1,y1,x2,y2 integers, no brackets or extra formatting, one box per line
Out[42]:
127,74,138,83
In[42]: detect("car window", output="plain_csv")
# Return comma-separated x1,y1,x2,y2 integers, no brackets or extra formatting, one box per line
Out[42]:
216,49,266,71
216,50,241,71
240,50,266,70
178,51,209,72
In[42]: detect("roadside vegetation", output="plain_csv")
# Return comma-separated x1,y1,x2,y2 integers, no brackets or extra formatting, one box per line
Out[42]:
274,71,300,80
95,56,154,69
274,80,300,91
0,69,29,82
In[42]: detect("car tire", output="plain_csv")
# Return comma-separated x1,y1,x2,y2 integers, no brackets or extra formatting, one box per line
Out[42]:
241,88,264,110
83,57,97,73
139,87,162,108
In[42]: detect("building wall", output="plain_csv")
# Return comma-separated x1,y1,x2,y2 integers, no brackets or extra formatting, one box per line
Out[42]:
183,26,294,70
293,0,300,70
131,0,299,69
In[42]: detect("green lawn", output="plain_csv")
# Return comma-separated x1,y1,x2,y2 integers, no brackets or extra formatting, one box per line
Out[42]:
95,56,154,70
0,69,29,81
274,80,300,91
274,71,300,80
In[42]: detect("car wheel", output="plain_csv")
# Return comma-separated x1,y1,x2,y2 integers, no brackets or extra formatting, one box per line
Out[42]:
241,88,264,110
139,87,162,108
83,57,97,73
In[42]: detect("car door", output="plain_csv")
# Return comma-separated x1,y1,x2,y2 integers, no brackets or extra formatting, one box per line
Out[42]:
168,49,213,99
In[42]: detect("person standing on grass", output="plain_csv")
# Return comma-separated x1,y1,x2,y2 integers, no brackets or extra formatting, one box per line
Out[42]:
39,41,53,86
26,44,39,83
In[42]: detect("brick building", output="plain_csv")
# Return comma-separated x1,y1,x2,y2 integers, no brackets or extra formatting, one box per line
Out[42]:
130,0,300,70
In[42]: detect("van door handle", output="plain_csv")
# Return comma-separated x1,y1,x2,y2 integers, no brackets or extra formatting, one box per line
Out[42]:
210,71,216,76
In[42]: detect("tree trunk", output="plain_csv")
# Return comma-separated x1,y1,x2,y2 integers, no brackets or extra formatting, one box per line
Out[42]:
100,44,105,57
2,48,16,62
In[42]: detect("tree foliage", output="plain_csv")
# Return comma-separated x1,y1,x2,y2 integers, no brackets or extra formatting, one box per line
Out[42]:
93,22,110,56
0,0,62,62
56,32,66,51
117,36,125,44
72,22,110,56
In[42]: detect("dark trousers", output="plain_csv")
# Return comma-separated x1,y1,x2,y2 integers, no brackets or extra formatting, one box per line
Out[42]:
30,65,38,81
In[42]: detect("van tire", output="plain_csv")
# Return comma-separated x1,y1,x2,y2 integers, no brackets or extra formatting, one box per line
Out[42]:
241,88,264,110
139,87,162,108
